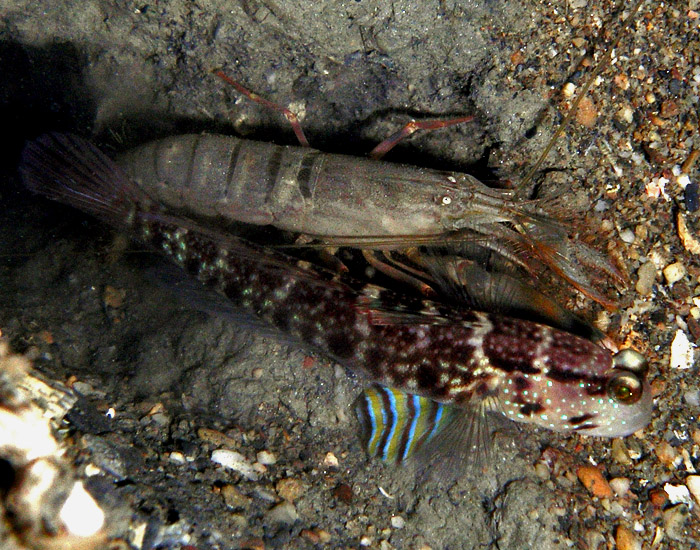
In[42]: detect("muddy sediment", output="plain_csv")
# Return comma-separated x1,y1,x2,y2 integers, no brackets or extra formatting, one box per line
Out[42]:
1,1,699,548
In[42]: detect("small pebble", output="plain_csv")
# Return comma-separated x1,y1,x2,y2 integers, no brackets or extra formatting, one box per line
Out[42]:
609,477,631,497
276,478,307,502
577,465,613,498
534,461,551,479
660,100,679,118
635,261,657,295
611,439,633,465
360,536,373,547
323,452,339,468
302,529,331,543
615,525,641,550
649,488,669,508
655,441,680,467
614,73,630,90
663,261,687,285
562,82,576,98
72,381,104,398
390,515,405,529
584,529,605,549
265,501,299,525
221,484,251,510
168,451,186,465
619,228,636,244
333,483,354,504
594,199,609,212
663,504,689,541
617,105,634,124
238,536,263,550
84,463,102,476
685,183,699,212
256,450,277,465
664,483,693,506
148,411,169,427
686,475,700,506
211,449,259,481
684,389,700,407
678,211,700,254
670,330,695,370
575,96,597,127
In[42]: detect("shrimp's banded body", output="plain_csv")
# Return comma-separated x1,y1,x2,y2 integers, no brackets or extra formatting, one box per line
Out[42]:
117,133,519,235
115,132,619,306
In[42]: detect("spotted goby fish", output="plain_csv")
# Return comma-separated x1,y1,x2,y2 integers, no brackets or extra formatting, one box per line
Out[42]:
20,133,652,464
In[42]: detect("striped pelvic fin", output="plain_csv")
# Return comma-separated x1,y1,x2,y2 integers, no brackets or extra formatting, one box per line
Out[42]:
354,386,457,464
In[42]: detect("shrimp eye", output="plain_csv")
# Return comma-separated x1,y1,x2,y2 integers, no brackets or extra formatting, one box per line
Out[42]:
607,372,643,404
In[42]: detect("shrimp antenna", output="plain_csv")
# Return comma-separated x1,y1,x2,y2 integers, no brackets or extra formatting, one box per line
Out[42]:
515,0,648,197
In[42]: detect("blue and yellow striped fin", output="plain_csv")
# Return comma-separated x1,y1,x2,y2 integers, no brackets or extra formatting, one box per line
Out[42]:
354,386,458,464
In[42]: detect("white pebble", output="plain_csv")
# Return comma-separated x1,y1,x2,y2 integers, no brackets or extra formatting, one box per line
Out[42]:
59,482,105,537
266,501,299,525
323,452,339,467
663,261,686,285
687,476,700,506
684,390,700,407
391,515,405,529
257,450,277,465
211,449,259,481
562,82,576,98
619,228,636,243
168,451,186,464
617,105,634,124
664,483,693,506
609,477,631,497
670,330,695,370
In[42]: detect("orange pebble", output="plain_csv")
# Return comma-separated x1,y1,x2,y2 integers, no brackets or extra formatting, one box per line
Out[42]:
615,525,641,550
649,488,669,508
577,465,613,498
575,97,598,128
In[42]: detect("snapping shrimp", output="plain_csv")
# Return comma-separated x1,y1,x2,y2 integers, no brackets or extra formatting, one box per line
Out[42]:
113,123,618,307
106,0,646,311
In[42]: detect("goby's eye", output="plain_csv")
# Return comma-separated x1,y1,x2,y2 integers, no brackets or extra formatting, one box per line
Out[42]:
607,372,643,404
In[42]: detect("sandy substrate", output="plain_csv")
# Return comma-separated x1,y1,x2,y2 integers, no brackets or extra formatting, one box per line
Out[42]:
1,0,699,548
